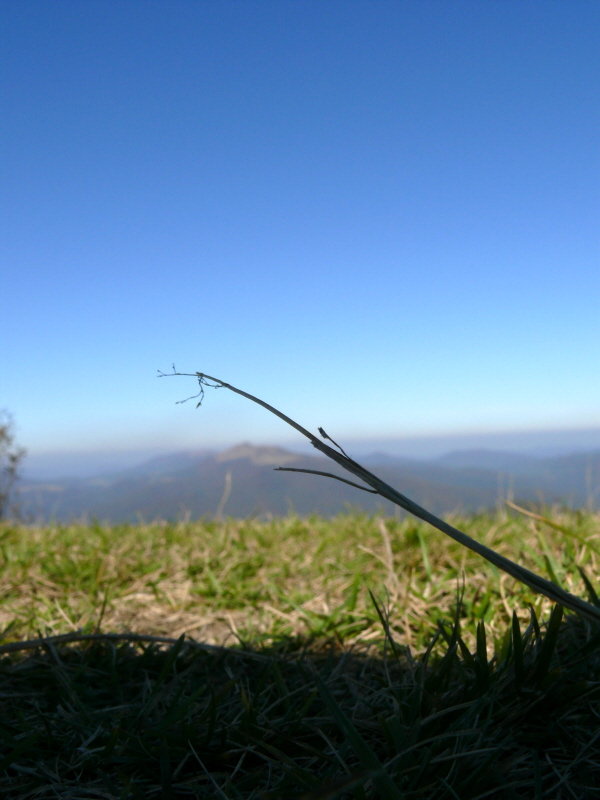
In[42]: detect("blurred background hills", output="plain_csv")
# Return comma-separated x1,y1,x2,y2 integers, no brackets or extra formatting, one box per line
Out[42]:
17,439,600,523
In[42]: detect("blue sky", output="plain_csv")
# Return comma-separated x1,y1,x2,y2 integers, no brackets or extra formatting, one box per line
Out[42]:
2,1,599,461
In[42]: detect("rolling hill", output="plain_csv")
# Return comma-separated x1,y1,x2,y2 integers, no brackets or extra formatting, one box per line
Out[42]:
15,443,600,523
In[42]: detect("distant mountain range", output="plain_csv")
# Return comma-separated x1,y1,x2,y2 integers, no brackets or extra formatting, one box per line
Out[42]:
16,443,600,523
23,427,600,481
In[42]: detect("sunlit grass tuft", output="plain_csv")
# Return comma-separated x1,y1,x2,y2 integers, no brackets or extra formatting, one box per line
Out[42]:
1,508,599,652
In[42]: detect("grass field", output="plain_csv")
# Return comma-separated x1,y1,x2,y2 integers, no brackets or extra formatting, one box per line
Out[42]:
1,508,600,797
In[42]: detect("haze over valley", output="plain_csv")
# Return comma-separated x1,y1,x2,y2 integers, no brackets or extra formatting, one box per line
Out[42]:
18,436,600,523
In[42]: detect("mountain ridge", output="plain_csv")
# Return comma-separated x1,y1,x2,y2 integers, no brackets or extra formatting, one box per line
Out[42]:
16,443,600,523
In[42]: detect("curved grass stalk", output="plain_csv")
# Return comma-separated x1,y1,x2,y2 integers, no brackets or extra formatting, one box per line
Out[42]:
163,370,600,625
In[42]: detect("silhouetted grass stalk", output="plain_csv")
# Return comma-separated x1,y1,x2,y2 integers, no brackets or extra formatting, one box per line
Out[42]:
164,369,600,624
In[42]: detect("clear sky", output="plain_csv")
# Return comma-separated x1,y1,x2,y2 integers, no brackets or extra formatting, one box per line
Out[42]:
2,1,599,459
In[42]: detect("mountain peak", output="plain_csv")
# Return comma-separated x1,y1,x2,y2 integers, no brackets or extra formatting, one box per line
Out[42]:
216,442,301,467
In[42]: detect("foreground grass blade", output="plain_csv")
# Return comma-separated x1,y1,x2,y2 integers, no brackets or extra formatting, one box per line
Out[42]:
369,590,403,662
0,731,40,774
512,612,524,687
533,604,563,685
312,669,403,799
136,633,186,724
296,771,375,800
578,566,600,607
475,621,489,685
165,370,600,624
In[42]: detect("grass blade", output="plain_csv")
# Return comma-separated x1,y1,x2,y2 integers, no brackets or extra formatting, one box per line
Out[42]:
512,611,524,687
533,604,563,685
0,730,40,773
172,370,600,624
578,566,600,607
476,621,488,680
312,668,403,800
136,634,186,724
369,589,403,661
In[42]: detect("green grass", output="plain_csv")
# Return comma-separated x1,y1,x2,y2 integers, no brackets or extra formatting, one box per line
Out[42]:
1,508,599,649
1,508,600,797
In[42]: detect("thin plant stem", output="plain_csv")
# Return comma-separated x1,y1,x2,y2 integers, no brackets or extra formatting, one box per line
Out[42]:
161,370,600,624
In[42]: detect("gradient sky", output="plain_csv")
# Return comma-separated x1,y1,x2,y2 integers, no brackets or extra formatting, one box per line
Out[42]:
2,1,599,459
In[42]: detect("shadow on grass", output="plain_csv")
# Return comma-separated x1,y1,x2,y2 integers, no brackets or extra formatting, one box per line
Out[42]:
2,607,600,799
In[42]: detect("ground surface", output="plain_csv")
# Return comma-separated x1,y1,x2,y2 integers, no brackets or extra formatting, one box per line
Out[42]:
1,510,600,797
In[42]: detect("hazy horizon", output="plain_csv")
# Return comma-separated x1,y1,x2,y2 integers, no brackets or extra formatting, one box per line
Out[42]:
22,424,600,481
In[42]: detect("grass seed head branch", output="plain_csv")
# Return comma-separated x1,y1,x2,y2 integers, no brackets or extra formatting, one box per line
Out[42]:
275,467,379,493
163,370,600,624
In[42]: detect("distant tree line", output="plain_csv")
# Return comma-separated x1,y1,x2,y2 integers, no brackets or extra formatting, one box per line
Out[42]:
0,411,26,521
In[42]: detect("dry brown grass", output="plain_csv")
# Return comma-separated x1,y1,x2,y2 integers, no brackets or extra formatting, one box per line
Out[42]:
1,509,599,654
